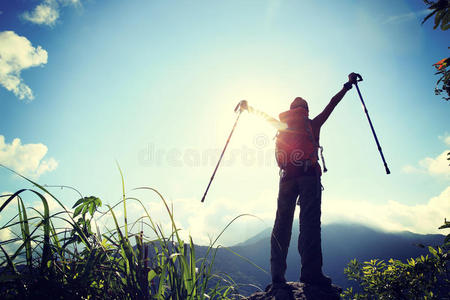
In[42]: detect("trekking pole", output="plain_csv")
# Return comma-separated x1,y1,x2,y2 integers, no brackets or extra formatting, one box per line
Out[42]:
353,74,391,175
201,101,247,203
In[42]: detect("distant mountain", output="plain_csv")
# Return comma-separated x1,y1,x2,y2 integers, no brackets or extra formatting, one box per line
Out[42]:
201,223,445,296
233,227,272,247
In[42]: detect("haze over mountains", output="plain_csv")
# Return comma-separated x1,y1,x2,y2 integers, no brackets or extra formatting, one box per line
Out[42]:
198,223,445,296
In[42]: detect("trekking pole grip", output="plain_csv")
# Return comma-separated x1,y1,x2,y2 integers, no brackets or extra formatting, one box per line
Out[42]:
356,73,363,82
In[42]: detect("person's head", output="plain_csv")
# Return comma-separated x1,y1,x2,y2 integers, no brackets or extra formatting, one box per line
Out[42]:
290,97,308,111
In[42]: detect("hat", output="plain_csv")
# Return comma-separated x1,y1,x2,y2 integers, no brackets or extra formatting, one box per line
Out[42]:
290,97,308,110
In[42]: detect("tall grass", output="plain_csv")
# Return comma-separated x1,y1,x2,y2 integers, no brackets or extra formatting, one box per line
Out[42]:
0,165,244,299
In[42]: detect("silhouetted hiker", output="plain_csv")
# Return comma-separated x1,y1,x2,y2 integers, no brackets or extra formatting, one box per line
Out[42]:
270,73,358,292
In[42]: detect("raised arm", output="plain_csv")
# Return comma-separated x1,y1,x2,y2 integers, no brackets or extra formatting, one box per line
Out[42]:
312,73,358,128
247,105,287,130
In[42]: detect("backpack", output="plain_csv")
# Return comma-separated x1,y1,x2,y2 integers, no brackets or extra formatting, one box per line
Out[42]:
275,106,319,169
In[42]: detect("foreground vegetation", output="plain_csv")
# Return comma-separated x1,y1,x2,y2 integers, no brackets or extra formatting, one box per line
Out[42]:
342,221,450,299
1,164,449,299
0,166,242,299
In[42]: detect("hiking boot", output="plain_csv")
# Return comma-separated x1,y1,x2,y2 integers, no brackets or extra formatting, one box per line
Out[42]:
266,282,294,300
300,273,332,287
266,281,289,292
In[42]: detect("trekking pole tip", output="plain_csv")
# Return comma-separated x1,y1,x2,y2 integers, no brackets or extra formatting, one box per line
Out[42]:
385,166,391,175
201,191,207,202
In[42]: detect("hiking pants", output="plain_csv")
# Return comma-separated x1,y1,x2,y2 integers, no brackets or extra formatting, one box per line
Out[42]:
270,174,323,283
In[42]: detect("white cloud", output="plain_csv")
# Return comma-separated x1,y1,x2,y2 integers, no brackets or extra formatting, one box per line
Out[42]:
1,190,68,226
0,192,19,244
59,0,81,7
323,186,450,235
121,188,277,246
0,191,69,255
383,9,430,24
403,134,450,178
172,196,275,246
402,164,419,174
114,183,450,247
0,31,48,100
0,135,58,178
124,197,238,246
402,150,450,178
439,133,450,146
445,137,450,146
91,174,450,248
418,150,450,176
22,0,59,26
403,150,450,178
0,227,12,241
22,0,82,26
31,192,67,215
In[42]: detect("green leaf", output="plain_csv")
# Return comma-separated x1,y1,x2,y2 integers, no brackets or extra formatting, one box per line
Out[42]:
444,234,450,244
422,10,437,25
73,205,83,218
148,269,157,281
440,10,449,30
17,197,32,270
438,221,450,229
0,190,26,213
434,9,444,29
428,246,438,258
72,198,85,209
82,204,89,216
88,202,95,216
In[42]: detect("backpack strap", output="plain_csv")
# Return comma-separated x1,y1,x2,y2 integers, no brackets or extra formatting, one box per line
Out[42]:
319,145,328,173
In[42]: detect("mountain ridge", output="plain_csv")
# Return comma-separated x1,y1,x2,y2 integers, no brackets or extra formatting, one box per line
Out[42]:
234,222,444,248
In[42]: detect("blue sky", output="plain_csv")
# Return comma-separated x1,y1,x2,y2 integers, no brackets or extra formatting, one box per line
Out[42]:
0,0,449,246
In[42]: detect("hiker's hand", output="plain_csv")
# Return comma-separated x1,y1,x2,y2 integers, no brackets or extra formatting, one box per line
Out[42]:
240,100,248,111
348,73,358,85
